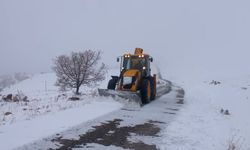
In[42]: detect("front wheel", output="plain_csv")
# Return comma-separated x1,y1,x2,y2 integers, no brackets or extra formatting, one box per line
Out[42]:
149,77,156,100
107,78,117,90
140,79,151,104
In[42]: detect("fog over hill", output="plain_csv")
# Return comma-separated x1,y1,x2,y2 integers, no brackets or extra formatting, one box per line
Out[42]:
0,0,250,79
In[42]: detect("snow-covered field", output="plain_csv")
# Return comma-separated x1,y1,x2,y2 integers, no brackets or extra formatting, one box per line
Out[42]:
1,68,250,150
161,75,250,150
0,100,122,150
0,73,97,126
0,70,123,150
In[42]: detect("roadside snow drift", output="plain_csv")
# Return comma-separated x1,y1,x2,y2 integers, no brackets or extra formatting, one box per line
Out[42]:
0,100,122,150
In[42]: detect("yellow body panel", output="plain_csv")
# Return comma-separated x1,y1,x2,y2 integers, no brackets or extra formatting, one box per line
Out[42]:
134,48,143,55
123,69,139,77
120,69,141,92
123,48,149,58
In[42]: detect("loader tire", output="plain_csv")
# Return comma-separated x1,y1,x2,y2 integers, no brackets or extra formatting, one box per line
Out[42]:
107,78,117,90
149,77,156,100
140,79,150,104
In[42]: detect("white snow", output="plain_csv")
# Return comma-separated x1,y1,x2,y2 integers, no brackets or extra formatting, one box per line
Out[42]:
0,100,122,150
0,71,123,150
160,75,250,150
1,65,250,150
0,73,97,126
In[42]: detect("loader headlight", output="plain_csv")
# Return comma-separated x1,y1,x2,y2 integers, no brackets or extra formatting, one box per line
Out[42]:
124,55,130,58
143,66,146,70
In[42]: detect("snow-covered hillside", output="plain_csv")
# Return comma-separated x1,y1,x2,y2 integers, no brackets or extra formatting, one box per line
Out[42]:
160,75,250,150
0,71,123,150
0,68,123,126
0,73,95,126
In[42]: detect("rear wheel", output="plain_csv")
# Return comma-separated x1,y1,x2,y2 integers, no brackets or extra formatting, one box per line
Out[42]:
140,79,151,104
107,78,117,90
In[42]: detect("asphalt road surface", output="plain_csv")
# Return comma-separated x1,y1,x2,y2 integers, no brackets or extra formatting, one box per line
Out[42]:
19,84,184,150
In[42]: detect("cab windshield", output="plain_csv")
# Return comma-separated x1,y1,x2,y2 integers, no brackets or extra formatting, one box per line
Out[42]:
123,56,147,70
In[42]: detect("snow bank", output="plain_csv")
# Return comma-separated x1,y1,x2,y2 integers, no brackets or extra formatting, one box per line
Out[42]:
0,99,122,150
160,75,250,150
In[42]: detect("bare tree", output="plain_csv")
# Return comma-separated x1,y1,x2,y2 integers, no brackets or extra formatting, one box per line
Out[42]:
53,50,106,95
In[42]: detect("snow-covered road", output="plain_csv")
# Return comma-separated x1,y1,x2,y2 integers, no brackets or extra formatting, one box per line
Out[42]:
0,100,123,150
17,85,184,150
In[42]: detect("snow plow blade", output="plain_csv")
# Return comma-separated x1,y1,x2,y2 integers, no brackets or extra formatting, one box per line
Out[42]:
98,79,172,106
98,89,142,106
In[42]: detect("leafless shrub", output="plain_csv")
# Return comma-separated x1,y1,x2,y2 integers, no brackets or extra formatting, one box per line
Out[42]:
4,112,12,116
53,50,107,95
68,97,80,101
227,135,245,150
210,80,221,85
2,91,28,102
220,108,231,115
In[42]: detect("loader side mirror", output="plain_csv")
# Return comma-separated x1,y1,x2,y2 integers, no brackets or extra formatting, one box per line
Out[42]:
117,57,120,62
150,57,153,62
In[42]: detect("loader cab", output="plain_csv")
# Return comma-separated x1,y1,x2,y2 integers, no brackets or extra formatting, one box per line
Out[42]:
118,53,153,77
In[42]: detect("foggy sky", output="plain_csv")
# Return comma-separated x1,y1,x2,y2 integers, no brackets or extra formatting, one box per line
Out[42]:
0,0,250,79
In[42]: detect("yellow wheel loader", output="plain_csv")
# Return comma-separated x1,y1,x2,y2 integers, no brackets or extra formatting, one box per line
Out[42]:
98,48,157,105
